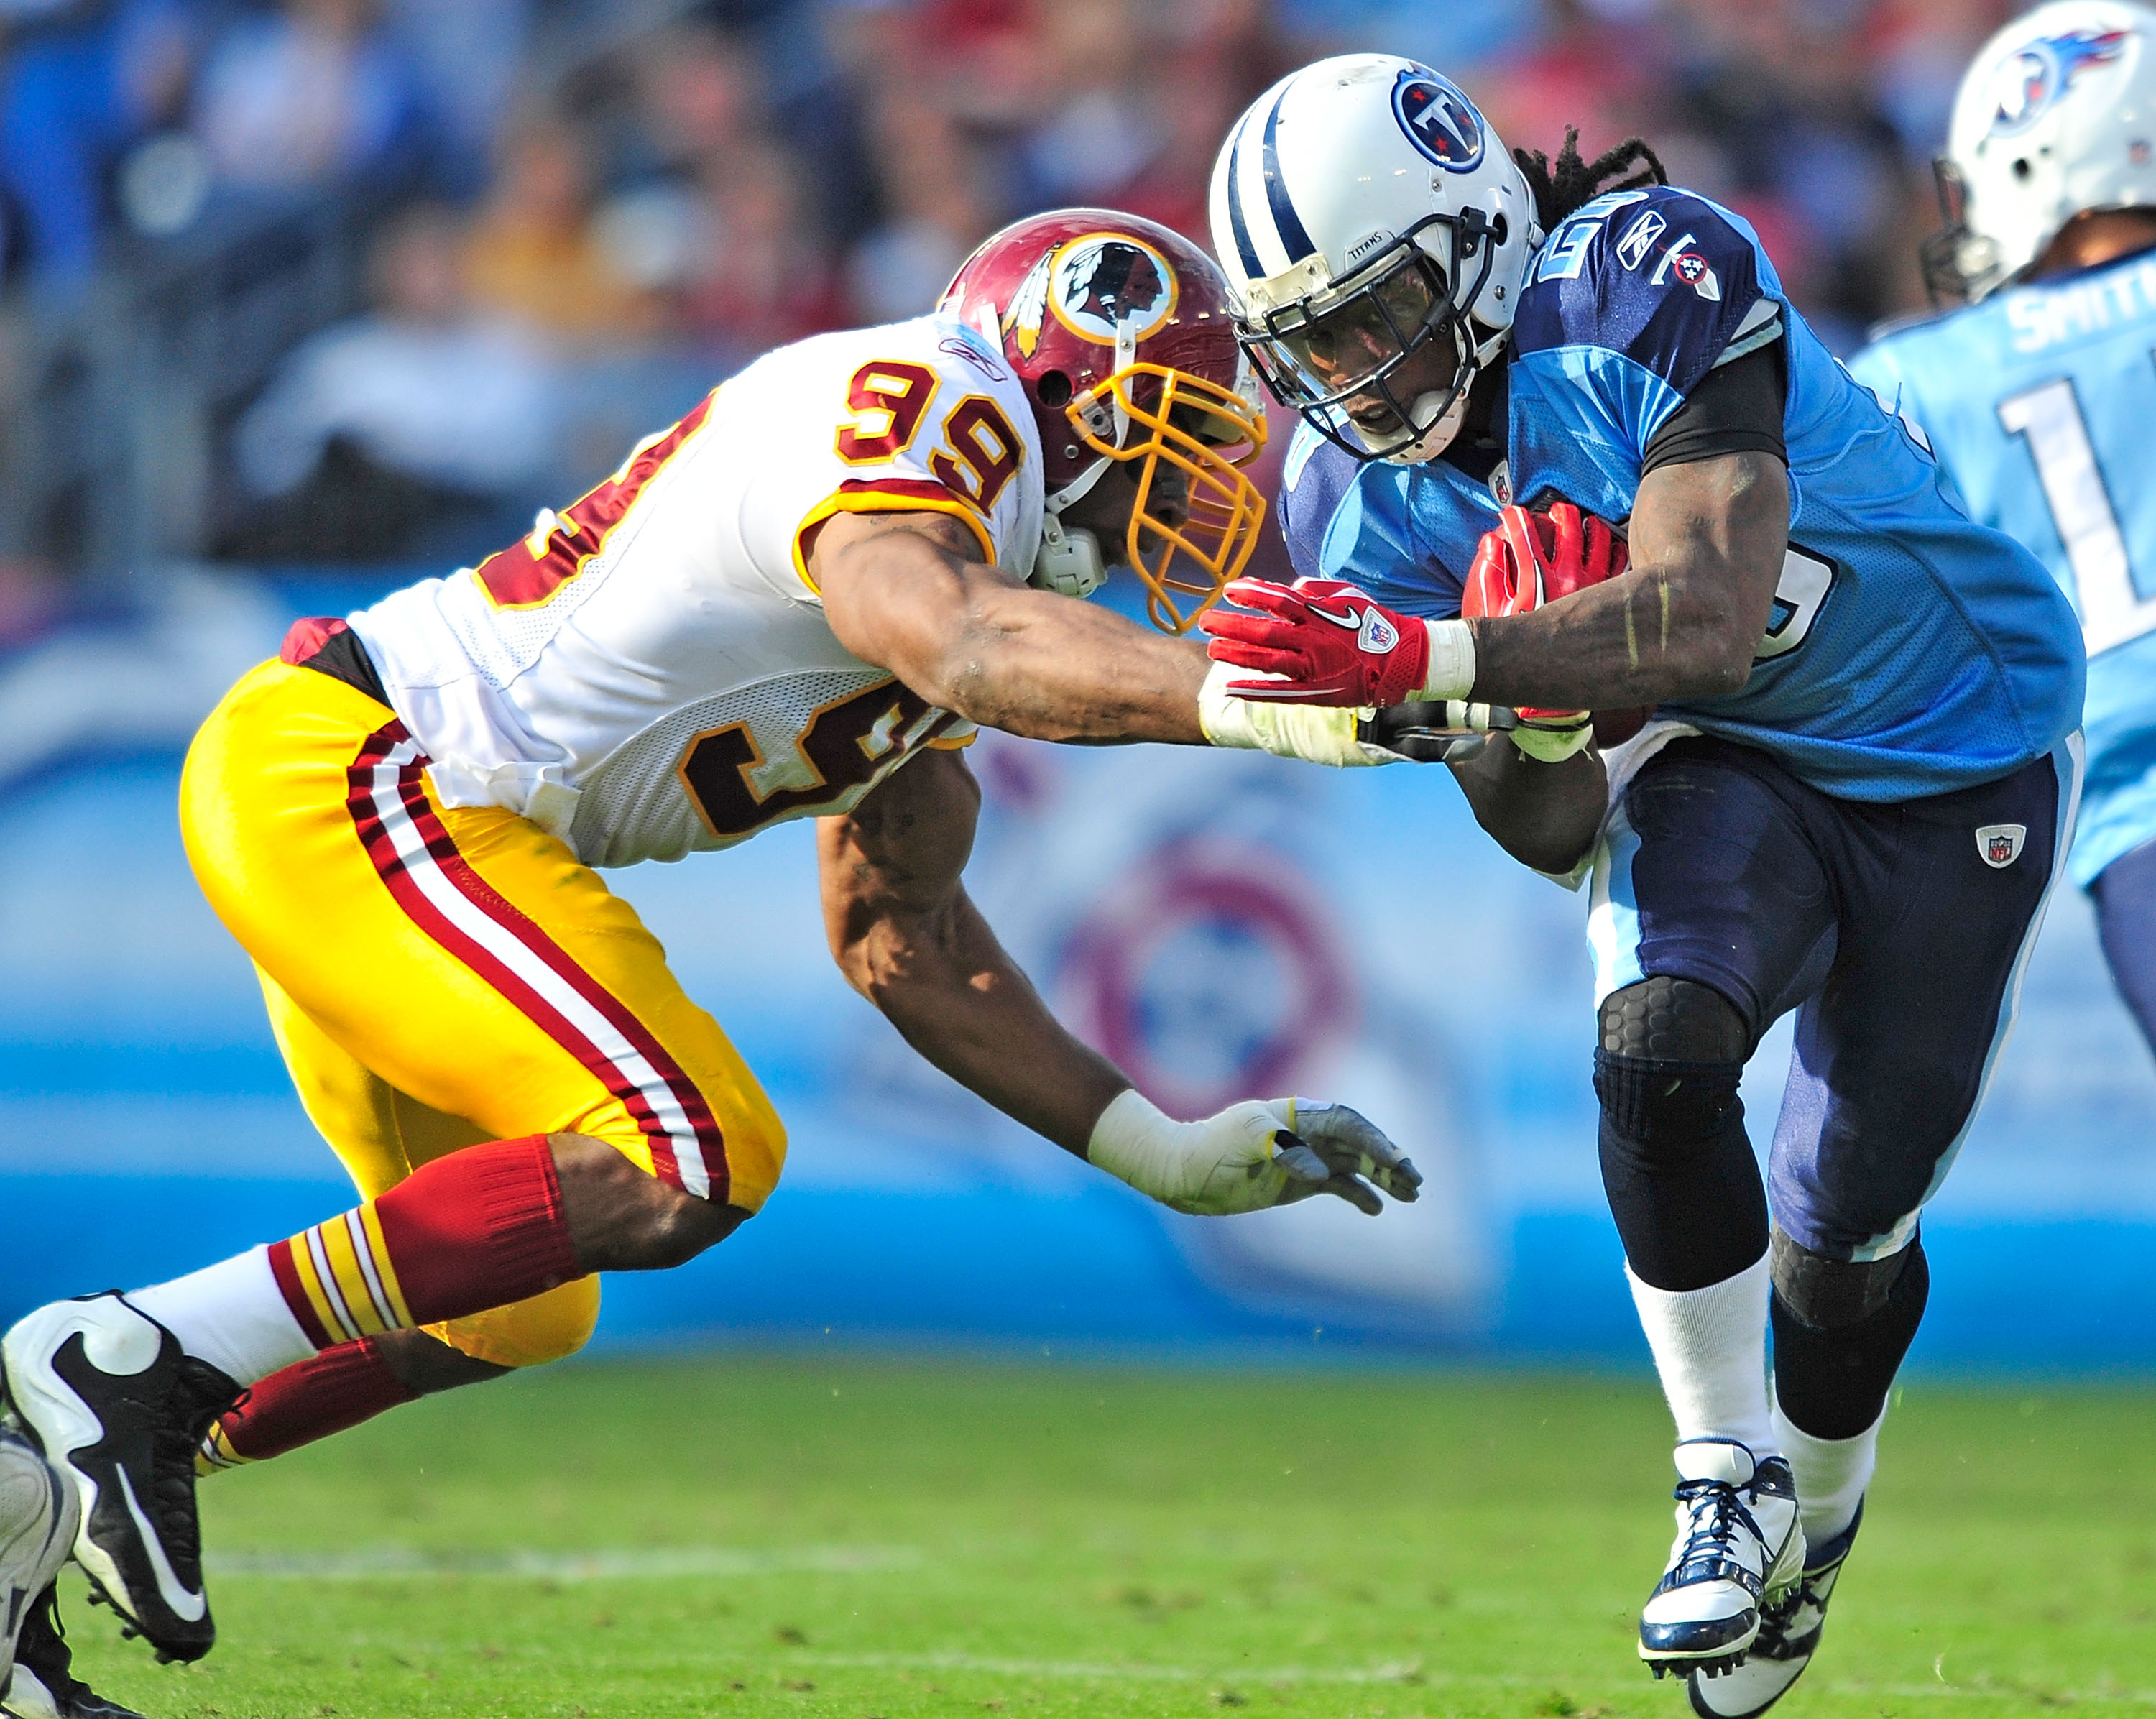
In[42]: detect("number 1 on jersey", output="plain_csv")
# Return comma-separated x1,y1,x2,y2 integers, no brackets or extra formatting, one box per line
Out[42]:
1999,370,2156,656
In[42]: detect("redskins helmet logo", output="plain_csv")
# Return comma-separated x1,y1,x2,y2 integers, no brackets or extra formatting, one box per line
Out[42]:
1046,235,1179,346
1986,27,2130,135
1393,70,1486,173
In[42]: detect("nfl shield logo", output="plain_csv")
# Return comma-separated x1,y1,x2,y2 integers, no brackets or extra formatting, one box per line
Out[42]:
1976,823,2027,869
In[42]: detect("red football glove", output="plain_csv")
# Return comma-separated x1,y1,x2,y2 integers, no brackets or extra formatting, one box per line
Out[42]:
1465,502,1636,748
1198,578,1430,707
1463,501,1628,620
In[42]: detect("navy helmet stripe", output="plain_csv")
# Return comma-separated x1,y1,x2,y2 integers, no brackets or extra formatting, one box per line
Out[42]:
1260,91,1317,264
1224,110,1263,279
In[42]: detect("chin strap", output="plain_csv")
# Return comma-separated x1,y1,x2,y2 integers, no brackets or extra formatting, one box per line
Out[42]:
1382,316,1507,466
1032,308,1146,598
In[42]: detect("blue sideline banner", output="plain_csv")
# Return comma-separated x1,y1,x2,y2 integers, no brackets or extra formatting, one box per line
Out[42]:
1,571,2151,1370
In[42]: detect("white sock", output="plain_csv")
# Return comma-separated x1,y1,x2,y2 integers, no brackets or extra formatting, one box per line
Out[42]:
1772,1386,1882,1547
127,1245,317,1386
1626,1253,1775,1457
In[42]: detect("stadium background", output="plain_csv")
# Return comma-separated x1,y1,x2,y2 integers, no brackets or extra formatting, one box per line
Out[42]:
0,0,2148,1373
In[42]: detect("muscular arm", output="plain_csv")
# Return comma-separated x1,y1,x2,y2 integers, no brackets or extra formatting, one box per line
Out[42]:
1447,734,1609,875
819,747,1128,1153
1465,452,1790,710
812,511,1207,744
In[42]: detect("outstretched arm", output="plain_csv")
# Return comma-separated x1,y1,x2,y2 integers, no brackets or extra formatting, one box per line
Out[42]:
1465,453,1789,711
819,748,1421,1212
813,511,1208,745
818,744,1125,1152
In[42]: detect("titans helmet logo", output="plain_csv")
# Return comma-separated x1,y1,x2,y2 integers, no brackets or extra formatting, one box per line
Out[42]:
1393,71,1486,174
1047,235,1179,346
1986,27,2131,135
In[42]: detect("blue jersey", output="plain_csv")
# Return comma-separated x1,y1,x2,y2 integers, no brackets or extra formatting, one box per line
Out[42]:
1851,252,2156,885
1282,185,2086,802
1277,415,1499,617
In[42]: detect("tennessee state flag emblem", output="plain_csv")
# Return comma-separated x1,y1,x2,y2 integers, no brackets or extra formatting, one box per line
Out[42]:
1976,823,2027,869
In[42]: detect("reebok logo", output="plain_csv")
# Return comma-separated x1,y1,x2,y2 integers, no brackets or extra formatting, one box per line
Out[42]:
1976,823,2027,868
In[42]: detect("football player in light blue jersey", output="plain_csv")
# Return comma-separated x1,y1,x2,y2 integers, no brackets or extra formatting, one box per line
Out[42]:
1199,54,2088,1714
1852,0,2156,1064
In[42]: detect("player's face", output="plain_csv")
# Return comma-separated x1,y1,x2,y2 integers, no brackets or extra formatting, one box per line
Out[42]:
1276,266,1457,435
1062,451,1190,546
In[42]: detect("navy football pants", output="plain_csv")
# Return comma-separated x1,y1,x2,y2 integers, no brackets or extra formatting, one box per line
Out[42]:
1590,734,2081,1261
2092,837,2156,1061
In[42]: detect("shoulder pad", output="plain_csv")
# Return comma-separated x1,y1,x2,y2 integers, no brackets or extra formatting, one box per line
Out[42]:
1513,186,1770,398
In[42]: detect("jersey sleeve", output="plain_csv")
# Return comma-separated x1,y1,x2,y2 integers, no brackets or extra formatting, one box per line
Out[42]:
1511,188,1779,461
742,320,1040,602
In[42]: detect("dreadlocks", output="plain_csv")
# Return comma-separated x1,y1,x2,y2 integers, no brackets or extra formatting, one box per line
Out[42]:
1513,128,1668,232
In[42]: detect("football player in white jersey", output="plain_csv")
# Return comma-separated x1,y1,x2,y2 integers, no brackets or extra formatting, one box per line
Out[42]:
0,210,1423,1692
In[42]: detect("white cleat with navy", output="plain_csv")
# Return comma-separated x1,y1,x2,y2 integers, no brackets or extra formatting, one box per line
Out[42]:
1639,1438,1805,1679
1687,1501,1863,1717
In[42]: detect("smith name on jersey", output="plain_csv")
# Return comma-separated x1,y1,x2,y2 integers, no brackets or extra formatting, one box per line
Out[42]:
1853,248,2156,885
347,315,1043,870
1284,183,2087,801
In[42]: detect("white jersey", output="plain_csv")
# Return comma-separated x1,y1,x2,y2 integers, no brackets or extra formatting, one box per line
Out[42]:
348,315,1044,867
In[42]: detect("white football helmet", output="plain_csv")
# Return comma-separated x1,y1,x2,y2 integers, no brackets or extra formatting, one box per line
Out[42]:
1207,54,1540,464
1926,0,2156,300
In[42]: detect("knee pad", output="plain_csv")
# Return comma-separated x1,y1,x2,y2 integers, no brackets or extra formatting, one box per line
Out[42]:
1599,975,1751,1061
427,1275,600,1369
1770,1227,1924,1330
1595,979,1749,1148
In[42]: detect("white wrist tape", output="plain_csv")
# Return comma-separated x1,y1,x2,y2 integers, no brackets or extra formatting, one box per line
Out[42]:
1086,1088,1202,1202
1196,661,1396,768
1419,618,1476,701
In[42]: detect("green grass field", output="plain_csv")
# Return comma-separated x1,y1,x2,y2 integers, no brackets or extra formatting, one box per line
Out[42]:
50,1358,2156,1719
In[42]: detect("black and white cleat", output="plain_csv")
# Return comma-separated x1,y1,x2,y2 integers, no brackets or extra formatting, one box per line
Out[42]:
1687,1502,1864,1718
1638,1439,1805,1678
0,1428,80,1714
4,1582,147,1719
1,1294,240,1665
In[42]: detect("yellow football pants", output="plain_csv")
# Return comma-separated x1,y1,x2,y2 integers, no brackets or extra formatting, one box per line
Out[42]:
180,659,787,1368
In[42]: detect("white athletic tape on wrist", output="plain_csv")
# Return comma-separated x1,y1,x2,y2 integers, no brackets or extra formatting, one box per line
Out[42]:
1087,1087,1296,1204
1419,618,1475,702
1196,661,1394,768
1086,1087,1207,1200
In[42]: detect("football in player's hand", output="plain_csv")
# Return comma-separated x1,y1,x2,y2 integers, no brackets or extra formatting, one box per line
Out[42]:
1464,500,1649,748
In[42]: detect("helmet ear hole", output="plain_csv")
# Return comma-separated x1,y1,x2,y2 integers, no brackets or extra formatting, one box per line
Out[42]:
1036,370,1074,407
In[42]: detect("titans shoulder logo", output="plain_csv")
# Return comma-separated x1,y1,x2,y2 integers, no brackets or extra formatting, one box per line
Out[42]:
1393,70,1486,174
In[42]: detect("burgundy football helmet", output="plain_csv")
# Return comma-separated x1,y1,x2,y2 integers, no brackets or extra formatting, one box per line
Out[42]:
941,209,1268,633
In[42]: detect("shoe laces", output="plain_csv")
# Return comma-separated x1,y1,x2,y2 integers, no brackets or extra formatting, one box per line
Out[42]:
1669,1478,1766,1585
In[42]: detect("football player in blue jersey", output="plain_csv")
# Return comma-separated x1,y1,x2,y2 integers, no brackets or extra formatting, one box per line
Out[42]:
1853,0,2156,1066
1197,55,2088,1713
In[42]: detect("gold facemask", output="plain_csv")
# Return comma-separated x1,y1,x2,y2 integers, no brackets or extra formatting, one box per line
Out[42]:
1067,363,1269,635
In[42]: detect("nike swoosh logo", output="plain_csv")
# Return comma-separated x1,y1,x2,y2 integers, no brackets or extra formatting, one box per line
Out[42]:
1308,602,1365,631
114,1467,207,1624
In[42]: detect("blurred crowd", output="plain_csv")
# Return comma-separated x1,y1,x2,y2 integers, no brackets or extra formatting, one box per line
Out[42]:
0,0,2033,564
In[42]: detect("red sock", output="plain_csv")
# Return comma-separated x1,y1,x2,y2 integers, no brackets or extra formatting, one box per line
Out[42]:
199,1337,419,1470
266,1136,582,1350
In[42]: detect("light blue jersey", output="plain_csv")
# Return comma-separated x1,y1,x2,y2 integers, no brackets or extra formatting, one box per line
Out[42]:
1276,415,1499,617
1852,250,2156,885
1283,185,2086,802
